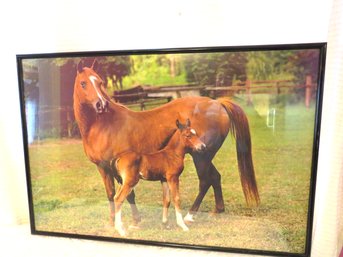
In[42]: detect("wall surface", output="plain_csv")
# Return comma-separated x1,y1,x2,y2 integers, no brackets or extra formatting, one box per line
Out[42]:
1,0,341,256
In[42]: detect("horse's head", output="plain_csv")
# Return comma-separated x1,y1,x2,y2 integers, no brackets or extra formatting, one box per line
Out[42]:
176,118,206,152
74,60,109,114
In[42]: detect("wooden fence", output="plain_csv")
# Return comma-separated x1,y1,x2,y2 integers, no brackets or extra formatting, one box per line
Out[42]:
204,75,315,107
111,76,316,109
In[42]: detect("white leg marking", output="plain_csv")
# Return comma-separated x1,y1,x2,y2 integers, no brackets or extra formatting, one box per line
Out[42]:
184,212,195,223
162,207,169,223
162,181,170,224
115,208,126,236
176,210,189,231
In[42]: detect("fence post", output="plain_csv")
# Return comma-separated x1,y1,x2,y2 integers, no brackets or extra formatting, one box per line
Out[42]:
276,81,281,104
67,109,72,138
305,75,312,108
246,80,253,105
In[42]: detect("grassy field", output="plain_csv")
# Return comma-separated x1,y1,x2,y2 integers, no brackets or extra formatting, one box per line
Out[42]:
27,98,316,254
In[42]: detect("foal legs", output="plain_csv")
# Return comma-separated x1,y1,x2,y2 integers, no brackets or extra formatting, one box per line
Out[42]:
98,165,141,227
161,181,171,227
167,175,189,231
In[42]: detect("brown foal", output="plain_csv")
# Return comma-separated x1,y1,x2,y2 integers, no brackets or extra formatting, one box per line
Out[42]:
113,119,206,236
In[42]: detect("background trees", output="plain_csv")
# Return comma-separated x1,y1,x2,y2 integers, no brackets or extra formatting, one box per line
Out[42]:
183,52,248,86
49,49,319,91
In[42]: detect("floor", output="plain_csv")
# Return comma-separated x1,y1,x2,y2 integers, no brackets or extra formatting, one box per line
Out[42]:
0,224,258,257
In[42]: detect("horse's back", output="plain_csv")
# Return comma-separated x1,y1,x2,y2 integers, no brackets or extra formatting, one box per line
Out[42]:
128,96,230,152
136,96,229,130
167,97,231,146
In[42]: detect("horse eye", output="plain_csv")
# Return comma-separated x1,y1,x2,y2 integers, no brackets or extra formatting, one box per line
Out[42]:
80,81,86,88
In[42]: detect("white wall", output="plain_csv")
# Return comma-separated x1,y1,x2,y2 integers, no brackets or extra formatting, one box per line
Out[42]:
1,0,340,256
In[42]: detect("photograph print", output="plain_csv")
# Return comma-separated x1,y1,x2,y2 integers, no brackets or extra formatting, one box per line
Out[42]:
17,43,326,257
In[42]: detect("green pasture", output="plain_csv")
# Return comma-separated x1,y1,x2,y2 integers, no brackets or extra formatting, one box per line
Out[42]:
27,99,316,254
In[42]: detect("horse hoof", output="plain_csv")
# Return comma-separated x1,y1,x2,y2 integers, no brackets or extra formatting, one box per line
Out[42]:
209,208,225,217
133,216,142,224
115,224,127,237
184,212,195,223
177,222,189,231
129,224,140,230
116,229,126,237
162,222,171,230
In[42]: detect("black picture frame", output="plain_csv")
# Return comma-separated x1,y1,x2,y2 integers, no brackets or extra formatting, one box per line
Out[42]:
17,43,326,257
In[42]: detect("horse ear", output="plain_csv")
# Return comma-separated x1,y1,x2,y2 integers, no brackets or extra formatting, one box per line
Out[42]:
91,59,98,71
186,118,191,127
77,60,83,74
176,119,183,130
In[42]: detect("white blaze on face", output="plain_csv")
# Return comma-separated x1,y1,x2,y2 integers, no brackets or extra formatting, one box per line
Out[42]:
190,128,197,135
89,75,106,106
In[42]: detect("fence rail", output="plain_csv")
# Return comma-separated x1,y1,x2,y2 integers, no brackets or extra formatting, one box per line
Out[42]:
204,76,316,107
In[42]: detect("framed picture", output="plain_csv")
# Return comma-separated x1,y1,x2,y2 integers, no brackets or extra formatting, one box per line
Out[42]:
17,43,326,257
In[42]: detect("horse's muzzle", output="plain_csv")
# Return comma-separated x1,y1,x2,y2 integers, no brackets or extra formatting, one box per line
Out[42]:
95,100,109,114
195,143,206,152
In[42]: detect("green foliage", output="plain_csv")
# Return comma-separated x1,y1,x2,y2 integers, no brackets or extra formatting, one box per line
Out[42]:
120,49,320,88
50,56,133,91
96,56,131,90
246,49,320,83
52,58,79,67
122,54,187,88
286,49,320,84
247,50,295,81
33,49,320,92
182,52,247,86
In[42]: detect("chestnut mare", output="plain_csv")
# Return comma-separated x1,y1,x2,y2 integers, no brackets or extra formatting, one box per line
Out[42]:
73,61,259,227
114,118,206,236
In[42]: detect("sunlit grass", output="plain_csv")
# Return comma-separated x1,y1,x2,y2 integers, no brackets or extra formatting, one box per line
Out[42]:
28,101,316,254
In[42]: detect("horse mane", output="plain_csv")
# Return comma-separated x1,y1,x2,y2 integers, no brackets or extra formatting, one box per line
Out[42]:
108,99,130,111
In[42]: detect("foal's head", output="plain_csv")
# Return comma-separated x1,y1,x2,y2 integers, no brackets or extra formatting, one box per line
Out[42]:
74,60,109,114
176,119,206,152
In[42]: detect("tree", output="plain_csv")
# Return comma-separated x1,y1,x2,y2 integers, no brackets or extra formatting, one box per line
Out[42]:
183,52,248,86
285,49,320,83
95,56,131,90
246,50,294,81
122,54,187,87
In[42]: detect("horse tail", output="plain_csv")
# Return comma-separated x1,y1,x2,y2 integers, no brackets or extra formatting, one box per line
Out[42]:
218,98,260,206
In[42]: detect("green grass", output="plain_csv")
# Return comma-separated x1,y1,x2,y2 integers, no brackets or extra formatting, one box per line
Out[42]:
27,100,316,254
